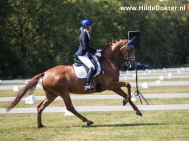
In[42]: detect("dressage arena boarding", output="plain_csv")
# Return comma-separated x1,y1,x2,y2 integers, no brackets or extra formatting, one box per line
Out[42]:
0,67,189,114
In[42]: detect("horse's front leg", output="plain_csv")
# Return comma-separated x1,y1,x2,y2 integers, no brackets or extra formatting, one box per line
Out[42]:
109,82,142,116
109,81,131,103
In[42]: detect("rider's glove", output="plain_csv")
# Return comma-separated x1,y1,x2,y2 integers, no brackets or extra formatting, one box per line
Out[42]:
95,49,102,57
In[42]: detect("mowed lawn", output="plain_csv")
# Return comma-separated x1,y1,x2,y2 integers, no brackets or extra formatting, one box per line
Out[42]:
0,110,189,141
0,81,189,141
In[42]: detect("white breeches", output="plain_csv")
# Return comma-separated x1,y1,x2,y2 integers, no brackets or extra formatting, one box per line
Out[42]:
78,55,95,69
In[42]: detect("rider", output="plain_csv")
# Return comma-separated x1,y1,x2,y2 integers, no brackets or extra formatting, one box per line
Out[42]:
75,19,102,90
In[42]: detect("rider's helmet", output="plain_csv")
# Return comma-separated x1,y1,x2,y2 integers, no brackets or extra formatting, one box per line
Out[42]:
81,19,93,27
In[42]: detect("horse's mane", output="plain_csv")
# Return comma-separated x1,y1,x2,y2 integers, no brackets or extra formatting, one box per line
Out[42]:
102,39,127,51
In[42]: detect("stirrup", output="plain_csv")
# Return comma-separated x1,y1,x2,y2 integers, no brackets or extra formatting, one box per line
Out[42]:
84,84,94,90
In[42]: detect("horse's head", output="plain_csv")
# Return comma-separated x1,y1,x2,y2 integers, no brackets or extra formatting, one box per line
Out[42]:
120,40,135,69
101,39,135,68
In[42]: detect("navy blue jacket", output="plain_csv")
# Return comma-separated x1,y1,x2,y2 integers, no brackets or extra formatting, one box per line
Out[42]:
75,31,96,56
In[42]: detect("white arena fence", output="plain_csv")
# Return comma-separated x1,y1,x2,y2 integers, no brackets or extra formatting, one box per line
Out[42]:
0,67,189,91
0,80,189,91
1,93,189,102
0,67,189,84
0,93,189,114
1,105,189,114
0,67,189,114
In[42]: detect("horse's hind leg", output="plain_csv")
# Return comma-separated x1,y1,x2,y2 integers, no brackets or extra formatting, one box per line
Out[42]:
37,90,57,128
60,91,94,126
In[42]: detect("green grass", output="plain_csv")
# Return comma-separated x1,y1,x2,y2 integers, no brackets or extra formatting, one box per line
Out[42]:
0,111,189,141
0,81,189,141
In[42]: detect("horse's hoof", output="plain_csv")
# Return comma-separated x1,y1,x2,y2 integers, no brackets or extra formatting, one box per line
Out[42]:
123,99,127,106
87,121,94,126
136,111,142,116
38,124,46,128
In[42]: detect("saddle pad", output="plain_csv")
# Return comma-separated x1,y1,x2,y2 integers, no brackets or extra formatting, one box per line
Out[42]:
73,55,101,78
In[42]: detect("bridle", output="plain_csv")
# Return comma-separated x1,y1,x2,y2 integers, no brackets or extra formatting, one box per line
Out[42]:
99,40,135,74
120,43,135,68
126,45,135,67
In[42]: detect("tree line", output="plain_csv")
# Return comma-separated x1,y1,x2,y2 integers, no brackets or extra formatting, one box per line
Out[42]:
0,0,189,79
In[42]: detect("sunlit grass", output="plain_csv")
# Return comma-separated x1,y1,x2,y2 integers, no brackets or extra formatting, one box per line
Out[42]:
0,83,189,140
0,110,189,141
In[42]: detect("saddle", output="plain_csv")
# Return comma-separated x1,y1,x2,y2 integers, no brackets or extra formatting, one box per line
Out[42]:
73,58,96,74
73,58,83,67
73,55,102,92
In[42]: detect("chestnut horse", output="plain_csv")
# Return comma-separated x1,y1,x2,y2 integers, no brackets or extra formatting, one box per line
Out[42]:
6,39,142,128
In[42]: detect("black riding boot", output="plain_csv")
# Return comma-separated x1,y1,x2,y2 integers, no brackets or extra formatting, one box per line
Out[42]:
84,67,95,90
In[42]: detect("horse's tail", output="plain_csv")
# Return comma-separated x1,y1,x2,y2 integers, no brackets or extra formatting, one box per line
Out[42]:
6,73,45,112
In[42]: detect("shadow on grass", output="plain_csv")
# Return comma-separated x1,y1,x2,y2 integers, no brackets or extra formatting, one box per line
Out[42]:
82,123,159,128
30,123,160,129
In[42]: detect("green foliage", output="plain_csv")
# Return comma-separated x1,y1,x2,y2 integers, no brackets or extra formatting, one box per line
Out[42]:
1,0,189,78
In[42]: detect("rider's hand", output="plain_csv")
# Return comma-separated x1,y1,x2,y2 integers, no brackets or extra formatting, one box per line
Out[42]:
95,52,101,57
